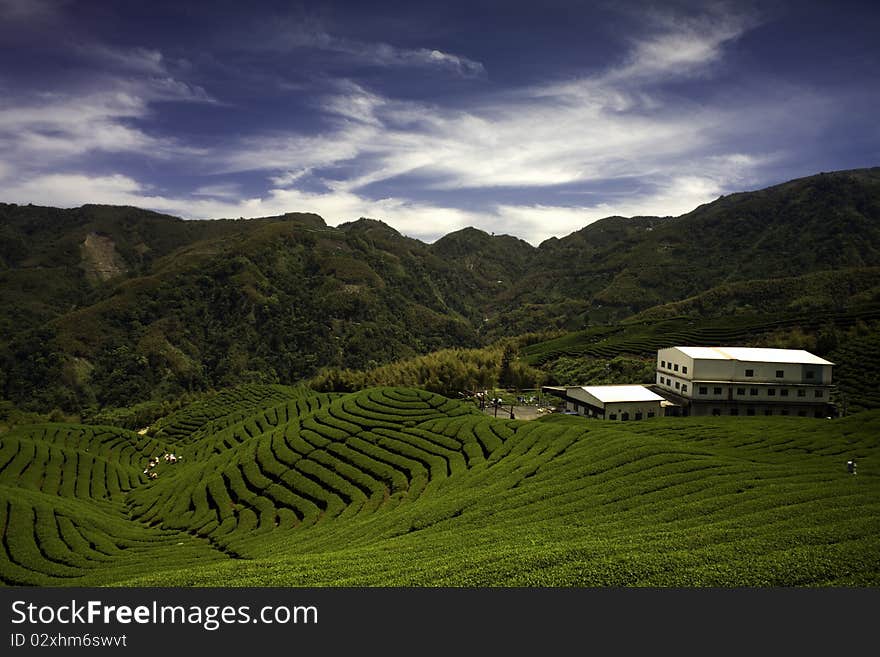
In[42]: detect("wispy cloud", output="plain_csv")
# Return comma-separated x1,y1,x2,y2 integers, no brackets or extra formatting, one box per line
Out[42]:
0,88,205,167
272,21,486,78
75,44,168,75
72,43,215,103
0,39,214,183
0,2,822,246
0,168,736,247
192,5,827,246
612,4,754,83
192,183,242,199
0,0,62,21
222,8,768,198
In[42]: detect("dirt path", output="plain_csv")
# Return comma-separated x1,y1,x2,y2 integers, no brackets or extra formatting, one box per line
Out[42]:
481,405,554,421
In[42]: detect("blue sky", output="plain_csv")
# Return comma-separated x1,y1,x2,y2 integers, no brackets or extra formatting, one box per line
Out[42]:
1,0,878,244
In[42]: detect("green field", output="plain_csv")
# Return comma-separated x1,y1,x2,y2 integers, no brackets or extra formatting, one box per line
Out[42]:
1,384,878,586
521,305,880,366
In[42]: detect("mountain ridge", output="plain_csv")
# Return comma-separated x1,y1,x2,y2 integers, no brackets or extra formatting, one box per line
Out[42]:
2,166,879,414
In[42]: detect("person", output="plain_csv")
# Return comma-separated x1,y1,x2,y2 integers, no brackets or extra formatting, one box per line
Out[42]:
847,459,857,475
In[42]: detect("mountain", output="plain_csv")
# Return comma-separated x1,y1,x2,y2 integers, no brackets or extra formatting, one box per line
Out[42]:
495,167,880,331
1,167,879,414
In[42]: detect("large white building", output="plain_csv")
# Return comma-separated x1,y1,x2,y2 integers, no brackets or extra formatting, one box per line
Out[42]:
654,346,834,417
557,384,665,421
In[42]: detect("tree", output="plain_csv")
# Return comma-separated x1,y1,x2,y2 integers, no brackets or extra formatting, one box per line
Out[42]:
498,343,517,389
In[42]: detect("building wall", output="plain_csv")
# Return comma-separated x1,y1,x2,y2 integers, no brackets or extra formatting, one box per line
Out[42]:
564,397,661,420
604,401,661,421
689,401,831,418
689,382,831,404
655,347,834,417
655,371,693,396
568,388,605,409
657,348,701,382
657,348,833,386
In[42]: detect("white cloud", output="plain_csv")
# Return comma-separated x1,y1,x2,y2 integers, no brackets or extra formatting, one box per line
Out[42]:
0,0,60,21
2,173,148,208
0,169,731,248
220,124,374,174
274,23,486,78
210,5,765,202
613,12,751,83
1,4,792,246
493,176,726,245
269,168,311,186
76,44,167,75
192,183,242,199
0,90,198,165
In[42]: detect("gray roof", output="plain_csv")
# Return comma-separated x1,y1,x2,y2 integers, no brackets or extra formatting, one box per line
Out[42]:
571,385,665,403
670,346,833,366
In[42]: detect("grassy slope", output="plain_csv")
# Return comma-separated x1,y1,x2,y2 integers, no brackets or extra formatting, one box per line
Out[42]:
1,386,877,587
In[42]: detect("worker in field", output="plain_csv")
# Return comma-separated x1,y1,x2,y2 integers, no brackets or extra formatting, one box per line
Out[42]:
847,459,857,475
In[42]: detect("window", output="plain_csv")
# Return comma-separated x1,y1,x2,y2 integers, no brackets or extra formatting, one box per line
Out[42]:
635,412,643,420
780,389,789,397
621,412,630,421
712,408,721,416
747,408,755,416
798,411,807,417
661,360,666,368
673,364,679,372
768,388,776,397
815,390,824,398
781,409,789,416
647,411,655,418
806,371,815,379
730,408,739,416
750,388,758,396
764,409,773,416
675,381,680,389
682,366,688,374
776,369,784,378
745,369,754,377
737,387,745,396
681,384,688,393
609,413,617,420
797,389,806,397
699,386,708,395
713,387,722,395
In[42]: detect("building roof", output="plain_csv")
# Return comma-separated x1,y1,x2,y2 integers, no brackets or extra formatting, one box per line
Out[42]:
670,346,833,366
573,385,665,403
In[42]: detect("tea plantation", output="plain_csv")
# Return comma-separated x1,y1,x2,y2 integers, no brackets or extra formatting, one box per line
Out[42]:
1,384,878,586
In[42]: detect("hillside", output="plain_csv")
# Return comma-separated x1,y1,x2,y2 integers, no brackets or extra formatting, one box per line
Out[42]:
493,167,880,331
1,386,877,586
2,167,880,415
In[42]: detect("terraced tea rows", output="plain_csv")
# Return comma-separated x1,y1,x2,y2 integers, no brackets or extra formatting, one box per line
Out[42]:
0,424,221,585
830,331,880,412
521,305,880,366
126,388,485,554
150,383,313,446
1,386,878,586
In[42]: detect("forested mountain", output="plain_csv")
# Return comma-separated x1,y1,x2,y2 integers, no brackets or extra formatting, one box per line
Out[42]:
2,167,879,414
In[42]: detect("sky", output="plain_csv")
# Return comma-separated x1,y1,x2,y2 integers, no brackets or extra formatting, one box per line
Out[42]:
0,0,878,245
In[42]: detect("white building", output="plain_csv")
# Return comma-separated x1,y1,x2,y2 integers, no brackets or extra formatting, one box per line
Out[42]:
561,385,665,421
654,346,834,417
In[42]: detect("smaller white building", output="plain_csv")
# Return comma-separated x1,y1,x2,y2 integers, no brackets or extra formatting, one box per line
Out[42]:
563,385,664,421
